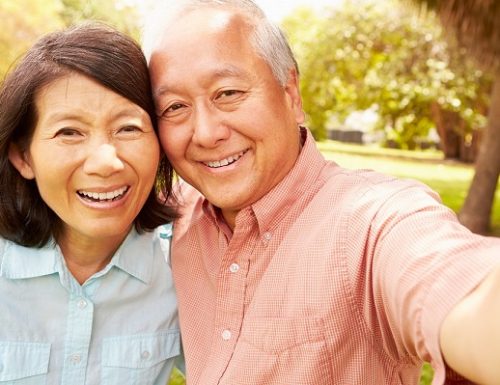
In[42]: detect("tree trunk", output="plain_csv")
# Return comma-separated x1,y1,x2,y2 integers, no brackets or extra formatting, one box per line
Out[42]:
430,102,480,162
458,75,500,234
430,102,460,159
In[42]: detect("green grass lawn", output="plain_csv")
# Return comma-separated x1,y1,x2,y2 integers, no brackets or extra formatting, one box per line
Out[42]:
317,140,500,237
167,141,499,385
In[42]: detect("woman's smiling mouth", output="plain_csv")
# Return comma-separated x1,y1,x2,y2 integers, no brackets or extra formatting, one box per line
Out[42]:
77,186,129,202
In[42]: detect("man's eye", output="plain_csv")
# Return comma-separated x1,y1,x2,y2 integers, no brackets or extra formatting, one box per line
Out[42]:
165,103,186,114
217,90,242,99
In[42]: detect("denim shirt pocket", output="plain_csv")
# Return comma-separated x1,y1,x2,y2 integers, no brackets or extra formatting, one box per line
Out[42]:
0,342,50,385
101,330,180,385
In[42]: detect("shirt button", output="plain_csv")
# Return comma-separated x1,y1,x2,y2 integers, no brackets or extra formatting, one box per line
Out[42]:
77,299,87,309
263,232,272,241
229,263,240,273
221,329,232,341
70,353,81,364
141,350,150,359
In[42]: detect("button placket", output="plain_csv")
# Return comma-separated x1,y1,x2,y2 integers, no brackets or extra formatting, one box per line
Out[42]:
69,353,81,364
77,299,87,309
221,329,232,341
61,294,94,384
229,263,240,273
262,231,273,246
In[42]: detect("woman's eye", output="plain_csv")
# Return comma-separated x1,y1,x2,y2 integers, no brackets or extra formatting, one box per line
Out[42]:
55,128,82,137
119,125,142,133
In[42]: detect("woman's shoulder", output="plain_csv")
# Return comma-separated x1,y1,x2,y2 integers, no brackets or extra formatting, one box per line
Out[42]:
0,236,5,265
152,223,173,266
155,222,173,240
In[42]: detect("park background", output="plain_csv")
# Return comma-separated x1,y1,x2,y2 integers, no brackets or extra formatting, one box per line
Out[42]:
1,1,499,384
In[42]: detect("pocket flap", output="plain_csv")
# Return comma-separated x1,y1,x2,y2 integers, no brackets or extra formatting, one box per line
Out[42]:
0,342,51,381
240,317,325,353
102,330,180,368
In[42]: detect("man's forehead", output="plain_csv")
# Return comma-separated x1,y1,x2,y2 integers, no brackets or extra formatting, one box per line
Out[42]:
153,64,254,98
156,6,252,47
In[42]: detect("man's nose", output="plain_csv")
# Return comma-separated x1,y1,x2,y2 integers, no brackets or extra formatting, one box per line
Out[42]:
191,105,230,148
83,143,124,176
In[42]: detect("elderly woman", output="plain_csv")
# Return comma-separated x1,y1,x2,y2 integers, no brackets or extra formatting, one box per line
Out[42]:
0,23,179,384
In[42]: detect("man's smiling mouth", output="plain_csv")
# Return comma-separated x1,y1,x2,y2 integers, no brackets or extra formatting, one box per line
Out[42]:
204,149,248,169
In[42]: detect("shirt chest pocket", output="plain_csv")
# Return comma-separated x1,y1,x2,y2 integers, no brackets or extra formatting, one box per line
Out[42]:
0,342,50,385
101,330,180,385
222,317,333,385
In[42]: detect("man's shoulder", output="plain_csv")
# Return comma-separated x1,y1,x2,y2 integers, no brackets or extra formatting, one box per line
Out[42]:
317,165,442,219
174,181,204,205
322,165,435,198
172,181,206,233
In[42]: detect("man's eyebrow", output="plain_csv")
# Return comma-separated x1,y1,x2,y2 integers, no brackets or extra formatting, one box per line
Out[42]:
154,65,251,98
210,66,249,80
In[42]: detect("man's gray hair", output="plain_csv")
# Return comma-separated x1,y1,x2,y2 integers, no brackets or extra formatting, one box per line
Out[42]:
141,0,298,86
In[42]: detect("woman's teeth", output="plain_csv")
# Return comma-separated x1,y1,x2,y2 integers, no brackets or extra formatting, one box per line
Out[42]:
78,186,128,201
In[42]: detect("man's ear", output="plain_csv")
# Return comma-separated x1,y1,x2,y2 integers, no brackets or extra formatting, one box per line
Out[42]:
284,67,305,124
8,143,35,180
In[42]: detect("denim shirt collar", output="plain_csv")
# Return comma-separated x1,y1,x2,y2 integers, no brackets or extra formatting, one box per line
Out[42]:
0,228,154,284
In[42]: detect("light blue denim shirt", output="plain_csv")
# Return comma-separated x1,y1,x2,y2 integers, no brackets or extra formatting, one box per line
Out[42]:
0,224,180,385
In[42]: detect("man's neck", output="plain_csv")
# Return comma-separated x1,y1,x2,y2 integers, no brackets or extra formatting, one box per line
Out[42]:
221,208,238,231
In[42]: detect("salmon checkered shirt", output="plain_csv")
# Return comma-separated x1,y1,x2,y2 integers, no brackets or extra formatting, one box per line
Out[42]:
171,128,500,385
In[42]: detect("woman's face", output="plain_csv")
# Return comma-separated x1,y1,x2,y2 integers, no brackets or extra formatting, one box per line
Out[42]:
9,73,160,248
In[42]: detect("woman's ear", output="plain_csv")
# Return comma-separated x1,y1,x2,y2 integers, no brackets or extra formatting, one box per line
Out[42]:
8,143,35,180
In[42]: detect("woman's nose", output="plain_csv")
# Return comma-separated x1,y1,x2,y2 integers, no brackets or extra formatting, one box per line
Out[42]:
83,143,124,176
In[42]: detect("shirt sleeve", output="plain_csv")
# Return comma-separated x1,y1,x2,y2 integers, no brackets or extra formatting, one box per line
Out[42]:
345,178,500,384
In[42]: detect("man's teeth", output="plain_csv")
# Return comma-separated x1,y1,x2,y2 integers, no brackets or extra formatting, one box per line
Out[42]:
78,186,128,201
205,150,246,168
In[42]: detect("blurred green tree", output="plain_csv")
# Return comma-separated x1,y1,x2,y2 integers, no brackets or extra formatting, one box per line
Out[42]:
59,0,140,38
0,0,141,80
0,0,63,76
408,0,500,233
282,0,490,151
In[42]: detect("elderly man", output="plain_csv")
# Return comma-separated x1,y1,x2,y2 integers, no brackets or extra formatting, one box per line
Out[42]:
144,1,500,384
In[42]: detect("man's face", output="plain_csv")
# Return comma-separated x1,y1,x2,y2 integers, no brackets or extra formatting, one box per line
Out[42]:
149,8,305,227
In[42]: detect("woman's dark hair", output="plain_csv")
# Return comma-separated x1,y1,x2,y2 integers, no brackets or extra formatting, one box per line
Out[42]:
0,22,177,247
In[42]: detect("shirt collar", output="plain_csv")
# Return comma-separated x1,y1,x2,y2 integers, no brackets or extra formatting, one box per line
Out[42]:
1,239,59,279
251,127,327,234
106,228,154,284
202,127,328,235
0,228,154,284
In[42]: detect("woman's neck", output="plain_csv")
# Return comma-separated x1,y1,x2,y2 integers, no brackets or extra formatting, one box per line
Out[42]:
57,229,129,285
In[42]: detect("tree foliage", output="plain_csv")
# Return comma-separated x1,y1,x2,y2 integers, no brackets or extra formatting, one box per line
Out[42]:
282,0,491,154
407,0,500,234
407,0,500,73
0,0,141,79
59,0,140,38
0,0,63,76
